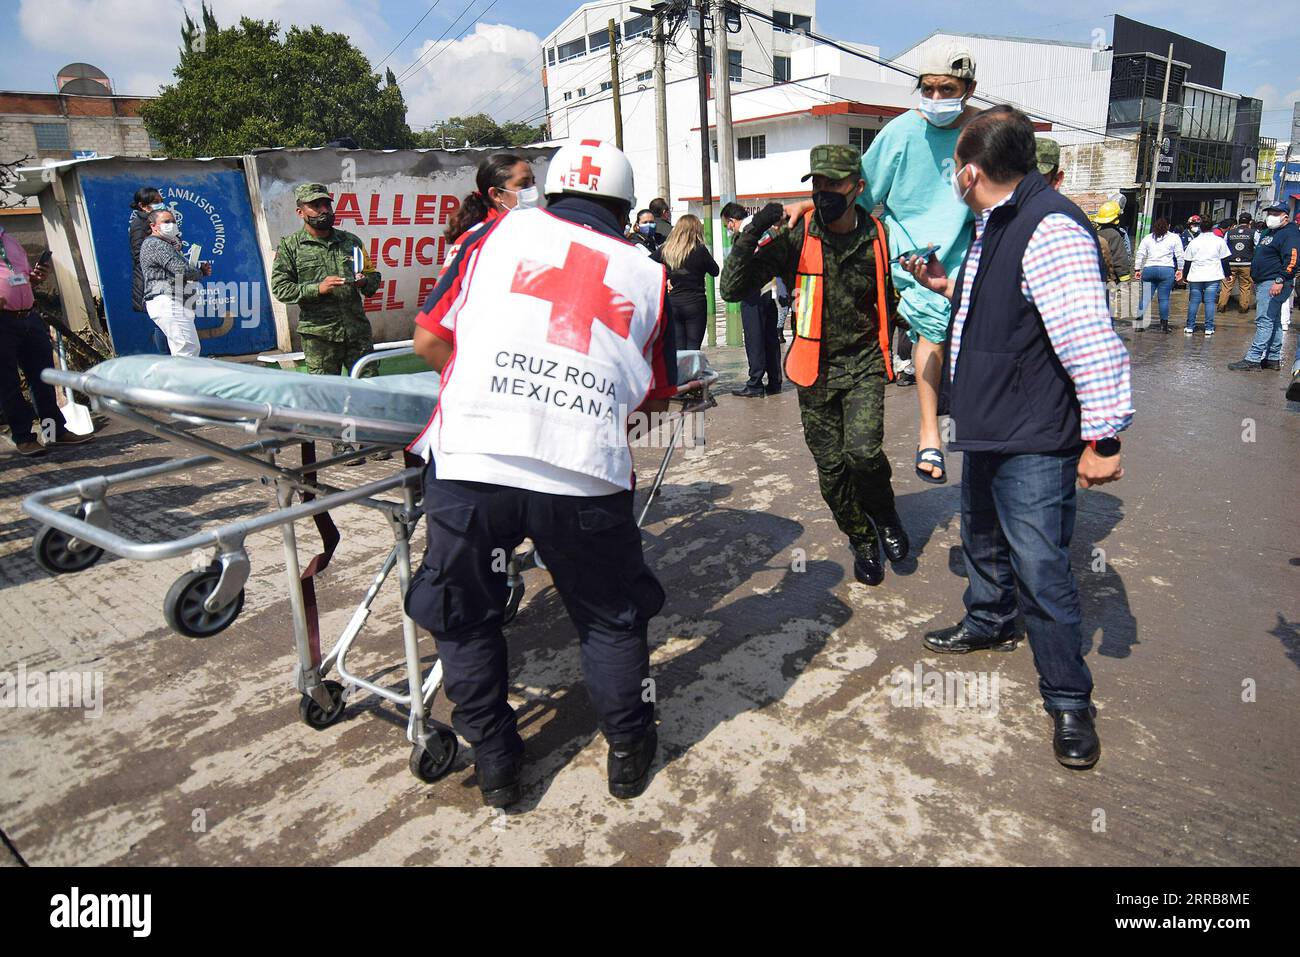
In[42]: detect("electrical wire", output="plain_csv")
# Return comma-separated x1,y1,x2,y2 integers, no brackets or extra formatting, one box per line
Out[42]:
376,0,443,69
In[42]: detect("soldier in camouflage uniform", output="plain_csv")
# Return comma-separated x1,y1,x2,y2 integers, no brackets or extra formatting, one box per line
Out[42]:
721,145,909,586
271,183,382,377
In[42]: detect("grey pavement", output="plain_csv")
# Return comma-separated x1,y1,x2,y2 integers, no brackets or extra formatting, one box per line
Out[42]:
0,306,1297,865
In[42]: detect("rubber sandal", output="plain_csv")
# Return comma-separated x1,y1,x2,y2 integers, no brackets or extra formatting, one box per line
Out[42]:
915,447,946,485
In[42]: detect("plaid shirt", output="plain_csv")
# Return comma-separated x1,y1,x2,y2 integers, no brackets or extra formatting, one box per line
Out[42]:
951,198,1134,441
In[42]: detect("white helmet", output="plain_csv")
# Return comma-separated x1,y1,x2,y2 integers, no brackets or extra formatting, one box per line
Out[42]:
543,139,636,207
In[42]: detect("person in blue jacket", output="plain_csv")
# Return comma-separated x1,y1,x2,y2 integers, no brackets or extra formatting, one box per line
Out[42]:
1228,202,1299,372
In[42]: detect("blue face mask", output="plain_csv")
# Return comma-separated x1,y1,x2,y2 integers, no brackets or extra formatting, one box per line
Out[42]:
919,94,965,127
638,223,655,236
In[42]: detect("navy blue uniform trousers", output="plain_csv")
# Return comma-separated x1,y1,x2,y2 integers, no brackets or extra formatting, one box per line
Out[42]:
405,468,664,764
742,292,782,391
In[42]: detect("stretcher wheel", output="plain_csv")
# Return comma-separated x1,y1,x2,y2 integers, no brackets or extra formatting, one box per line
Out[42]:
299,680,346,729
163,565,245,638
503,580,526,625
33,523,104,575
409,726,459,782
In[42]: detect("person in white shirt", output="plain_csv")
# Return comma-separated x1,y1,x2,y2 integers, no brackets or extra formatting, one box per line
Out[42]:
1133,218,1184,332
1182,228,1231,335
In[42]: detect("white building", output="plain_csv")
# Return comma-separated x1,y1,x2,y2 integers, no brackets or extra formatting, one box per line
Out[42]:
542,0,817,115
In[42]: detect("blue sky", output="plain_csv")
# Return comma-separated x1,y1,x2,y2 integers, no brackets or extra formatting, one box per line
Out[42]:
3,0,1297,139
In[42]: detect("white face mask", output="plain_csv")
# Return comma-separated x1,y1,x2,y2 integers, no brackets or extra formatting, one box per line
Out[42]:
158,222,179,239
498,185,539,210
920,94,965,127
1266,214,1285,230
952,163,976,205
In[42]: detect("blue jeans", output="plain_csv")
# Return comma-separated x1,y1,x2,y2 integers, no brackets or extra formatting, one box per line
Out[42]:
1245,279,1293,362
1138,265,1175,324
960,449,1093,712
1186,280,1220,332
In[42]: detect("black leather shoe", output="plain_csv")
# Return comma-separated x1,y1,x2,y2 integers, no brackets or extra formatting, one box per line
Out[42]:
923,620,1021,654
765,384,783,395
877,514,910,562
849,538,884,586
1287,372,1300,402
608,726,658,799
731,386,766,398
1048,706,1100,769
1261,358,1281,370
476,752,523,808
1227,359,1261,371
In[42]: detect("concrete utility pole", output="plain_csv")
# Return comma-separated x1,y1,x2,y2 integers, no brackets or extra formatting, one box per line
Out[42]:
608,19,624,149
712,0,740,346
693,0,717,344
654,9,670,199
1140,43,1175,244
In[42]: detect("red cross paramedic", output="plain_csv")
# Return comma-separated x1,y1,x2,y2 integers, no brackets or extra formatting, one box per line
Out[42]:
406,140,677,809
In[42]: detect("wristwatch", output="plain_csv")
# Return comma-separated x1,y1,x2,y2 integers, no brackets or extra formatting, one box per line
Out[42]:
1090,436,1122,457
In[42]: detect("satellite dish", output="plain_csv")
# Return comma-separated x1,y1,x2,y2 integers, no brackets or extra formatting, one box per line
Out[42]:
56,62,111,94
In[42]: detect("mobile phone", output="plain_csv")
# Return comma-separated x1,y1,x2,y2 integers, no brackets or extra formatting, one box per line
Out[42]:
36,249,53,268
898,244,940,261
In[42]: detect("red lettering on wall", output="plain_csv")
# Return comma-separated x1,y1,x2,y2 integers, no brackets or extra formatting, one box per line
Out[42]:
418,276,438,304
368,194,388,226
391,195,411,225
381,237,402,268
384,279,405,312
437,236,448,264
335,192,362,225
439,195,459,225
415,236,438,266
415,194,438,225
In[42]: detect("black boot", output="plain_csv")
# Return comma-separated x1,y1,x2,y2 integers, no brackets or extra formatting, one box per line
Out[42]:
923,620,1021,654
876,513,910,562
1160,319,1169,333
608,726,658,799
849,537,884,586
476,751,523,808
1048,706,1100,769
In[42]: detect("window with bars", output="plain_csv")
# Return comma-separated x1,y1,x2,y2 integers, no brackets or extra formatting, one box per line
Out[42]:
636,70,653,82
600,81,612,92
738,134,766,160
849,127,875,154
34,123,70,151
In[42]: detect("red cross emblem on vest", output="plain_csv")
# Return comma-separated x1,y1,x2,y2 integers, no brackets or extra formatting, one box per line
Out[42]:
510,242,634,354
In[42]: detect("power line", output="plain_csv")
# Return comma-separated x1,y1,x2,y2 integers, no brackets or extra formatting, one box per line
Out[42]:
376,0,443,69
395,0,497,85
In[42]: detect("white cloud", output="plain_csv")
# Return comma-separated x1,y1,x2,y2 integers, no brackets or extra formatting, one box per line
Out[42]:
398,23,545,130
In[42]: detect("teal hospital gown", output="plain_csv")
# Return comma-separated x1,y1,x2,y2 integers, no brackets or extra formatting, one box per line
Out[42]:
857,109,975,345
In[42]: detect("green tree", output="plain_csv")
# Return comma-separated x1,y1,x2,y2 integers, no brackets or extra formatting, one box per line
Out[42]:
413,115,549,149
143,8,414,156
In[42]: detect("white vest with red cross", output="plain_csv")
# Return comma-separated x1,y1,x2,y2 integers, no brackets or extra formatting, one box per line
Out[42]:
415,207,667,493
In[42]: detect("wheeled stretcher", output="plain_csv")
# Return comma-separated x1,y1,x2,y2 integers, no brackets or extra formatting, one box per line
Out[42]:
23,345,718,780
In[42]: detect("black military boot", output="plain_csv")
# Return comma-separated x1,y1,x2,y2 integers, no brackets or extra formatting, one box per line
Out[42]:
1048,706,1100,769
476,751,523,808
849,537,884,586
876,512,910,563
923,620,1021,654
608,726,658,799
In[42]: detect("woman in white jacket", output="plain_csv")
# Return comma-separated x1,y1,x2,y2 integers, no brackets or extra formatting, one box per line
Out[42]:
1133,217,1184,332
1182,229,1231,336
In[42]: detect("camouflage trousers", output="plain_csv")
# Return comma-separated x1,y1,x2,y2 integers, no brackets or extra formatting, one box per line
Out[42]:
797,370,896,545
301,325,376,377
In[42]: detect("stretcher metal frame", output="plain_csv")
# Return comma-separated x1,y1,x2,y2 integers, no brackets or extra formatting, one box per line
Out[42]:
22,343,718,782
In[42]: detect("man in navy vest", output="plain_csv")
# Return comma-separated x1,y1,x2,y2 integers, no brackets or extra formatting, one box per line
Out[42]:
903,106,1133,770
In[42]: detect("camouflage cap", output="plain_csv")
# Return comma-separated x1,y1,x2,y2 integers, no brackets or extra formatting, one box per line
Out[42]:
294,182,332,204
800,144,862,182
1035,137,1061,175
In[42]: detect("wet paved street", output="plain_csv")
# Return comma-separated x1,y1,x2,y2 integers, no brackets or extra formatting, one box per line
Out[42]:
1,305,1297,865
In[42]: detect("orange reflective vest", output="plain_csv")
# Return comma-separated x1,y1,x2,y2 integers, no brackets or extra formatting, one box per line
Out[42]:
785,209,895,387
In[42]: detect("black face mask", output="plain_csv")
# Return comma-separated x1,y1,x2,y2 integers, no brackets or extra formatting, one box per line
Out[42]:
305,211,335,230
813,190,850,226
